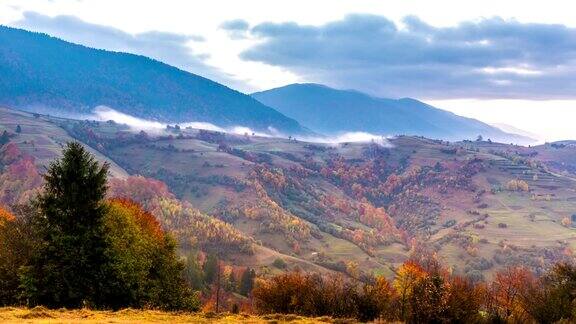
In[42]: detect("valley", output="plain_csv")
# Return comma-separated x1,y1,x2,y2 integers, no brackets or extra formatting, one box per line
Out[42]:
3,107,576,281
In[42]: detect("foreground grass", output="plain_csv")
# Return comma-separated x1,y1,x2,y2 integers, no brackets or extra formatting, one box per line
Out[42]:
0,307,345,323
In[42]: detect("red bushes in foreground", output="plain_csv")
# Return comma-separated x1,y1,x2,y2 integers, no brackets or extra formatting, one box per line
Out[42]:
252,260,576,323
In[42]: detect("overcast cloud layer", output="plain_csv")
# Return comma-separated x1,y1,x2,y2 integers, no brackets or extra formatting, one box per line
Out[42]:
235,14,576,99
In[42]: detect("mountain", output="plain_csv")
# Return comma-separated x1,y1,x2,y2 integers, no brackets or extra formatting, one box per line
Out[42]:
491,123,542,142
253,83,533,143
0,26,309,135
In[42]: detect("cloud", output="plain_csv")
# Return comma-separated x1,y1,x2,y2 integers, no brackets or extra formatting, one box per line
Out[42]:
12,11,243,88
90,106,272,137
240,14,576,99
221,19,249,31
220,19,250,39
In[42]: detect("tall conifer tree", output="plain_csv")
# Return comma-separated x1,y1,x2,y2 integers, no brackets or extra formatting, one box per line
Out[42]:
23,142,110,308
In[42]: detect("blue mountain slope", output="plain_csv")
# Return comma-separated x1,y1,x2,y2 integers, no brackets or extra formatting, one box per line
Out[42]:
0,26,308,135
252,83,532,143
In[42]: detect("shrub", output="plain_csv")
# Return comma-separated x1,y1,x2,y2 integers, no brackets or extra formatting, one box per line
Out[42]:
0,205,39,305
506,179,530,192
272,258,287,269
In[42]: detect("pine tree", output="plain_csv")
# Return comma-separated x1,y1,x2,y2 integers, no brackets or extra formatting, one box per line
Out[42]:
184,251,205,290
239,268,256,296
204,253,219,284
21,142,110,308
0,130,9,145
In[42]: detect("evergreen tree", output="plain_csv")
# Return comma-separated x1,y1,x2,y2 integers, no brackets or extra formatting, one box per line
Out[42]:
0,130,9,145
203,253,219,285
239,268,256,296
21,142,110,308
184,251,205,290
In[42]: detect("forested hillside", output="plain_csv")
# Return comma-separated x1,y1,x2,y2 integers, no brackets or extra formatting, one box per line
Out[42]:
4,108,576,321
3,108,576,281
253,83,532,144
0,26,308,135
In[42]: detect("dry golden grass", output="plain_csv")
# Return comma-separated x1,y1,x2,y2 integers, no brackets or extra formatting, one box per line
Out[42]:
0,307,343,323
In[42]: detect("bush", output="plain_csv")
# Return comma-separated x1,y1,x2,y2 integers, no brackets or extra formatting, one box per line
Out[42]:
103,199,198,310
272,258,287,269
0,205,39,305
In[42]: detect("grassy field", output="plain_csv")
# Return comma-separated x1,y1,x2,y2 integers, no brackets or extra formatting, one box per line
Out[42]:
0,107,128,178
0,307,340,323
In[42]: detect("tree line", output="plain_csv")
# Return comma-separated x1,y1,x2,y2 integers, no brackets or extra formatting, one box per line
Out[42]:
252,258,576,323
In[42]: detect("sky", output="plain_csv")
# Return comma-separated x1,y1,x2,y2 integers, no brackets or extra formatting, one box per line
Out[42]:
2,0,576,142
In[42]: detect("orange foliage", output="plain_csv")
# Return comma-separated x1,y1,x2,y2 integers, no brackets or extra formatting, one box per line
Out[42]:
108,176,253,254
0,152,43,206
0,206,15,224
108,198,164,240
108,175,174,214
393,261,428,301
488,267,535,320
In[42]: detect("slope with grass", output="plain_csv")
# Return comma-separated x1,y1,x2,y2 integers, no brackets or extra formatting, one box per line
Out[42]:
2,108,576,281
0,107,127,178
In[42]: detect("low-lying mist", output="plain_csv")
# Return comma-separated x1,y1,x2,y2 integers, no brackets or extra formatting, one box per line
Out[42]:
90,106,271,137
89,106,394,146
301,132,394,147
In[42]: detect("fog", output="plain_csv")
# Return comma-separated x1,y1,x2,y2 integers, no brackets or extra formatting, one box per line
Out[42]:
302,132,394,147
90,106,270,137
90,106,393,145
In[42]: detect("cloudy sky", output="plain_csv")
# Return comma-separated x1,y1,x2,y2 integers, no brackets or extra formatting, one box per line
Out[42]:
2,0,576,142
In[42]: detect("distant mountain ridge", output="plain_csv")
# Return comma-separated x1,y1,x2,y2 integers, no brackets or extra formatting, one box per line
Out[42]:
253,83,533,144
0,26,309,135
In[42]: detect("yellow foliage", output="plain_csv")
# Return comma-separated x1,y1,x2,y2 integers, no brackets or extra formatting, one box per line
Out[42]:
393,261,428,300
506,179,530,192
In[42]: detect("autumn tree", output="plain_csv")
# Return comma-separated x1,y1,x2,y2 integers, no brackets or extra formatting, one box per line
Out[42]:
487,267,534,321
519,263,576,323
393,261,427,319
506,179,530,192
443,276,483,323
0,205,39,305
102,199,198,310
356,276,397,321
